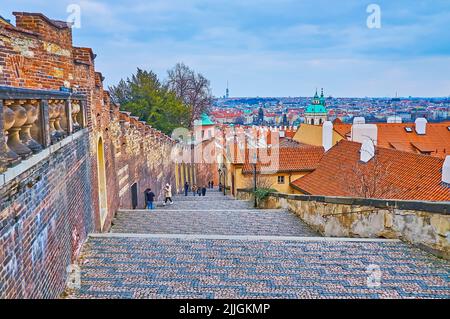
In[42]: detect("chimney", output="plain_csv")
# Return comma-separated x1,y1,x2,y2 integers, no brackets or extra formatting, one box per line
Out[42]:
353,117,366,125
360,139,375,163
415,118,427,135
443,156,450,185
387,116,402,123
322,121,333,151
351,124,378,145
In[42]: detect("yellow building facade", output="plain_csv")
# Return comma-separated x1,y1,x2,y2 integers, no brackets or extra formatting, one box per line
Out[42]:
293,123,343,147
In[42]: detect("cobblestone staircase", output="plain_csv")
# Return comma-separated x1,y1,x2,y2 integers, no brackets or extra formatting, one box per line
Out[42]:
68,190,450,299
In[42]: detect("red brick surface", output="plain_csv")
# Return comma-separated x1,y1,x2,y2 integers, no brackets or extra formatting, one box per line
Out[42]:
0,12,176,298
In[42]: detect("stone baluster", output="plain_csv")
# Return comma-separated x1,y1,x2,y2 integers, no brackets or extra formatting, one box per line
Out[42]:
0,99,5,172
6,100,33,159
2,101,22,167
20,99,43,154
79,100,87,128
54,100,67,138
63,99,73,135
48,100,58,143
72,100,81,131
39,100,51,148
5,100,33,159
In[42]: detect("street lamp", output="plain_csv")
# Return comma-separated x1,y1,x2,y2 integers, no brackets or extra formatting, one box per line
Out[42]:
251,151,257,208
218,164,226,196
218,167,221,192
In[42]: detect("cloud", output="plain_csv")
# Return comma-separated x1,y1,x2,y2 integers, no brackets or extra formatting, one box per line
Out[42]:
2,0,450,96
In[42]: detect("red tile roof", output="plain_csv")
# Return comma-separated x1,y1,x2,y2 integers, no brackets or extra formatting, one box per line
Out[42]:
333,123,352,138
333,121,450,159
242,145,324,174
291,140,450,201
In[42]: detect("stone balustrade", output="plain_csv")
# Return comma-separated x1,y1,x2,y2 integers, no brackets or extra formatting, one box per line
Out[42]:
0,86,87,173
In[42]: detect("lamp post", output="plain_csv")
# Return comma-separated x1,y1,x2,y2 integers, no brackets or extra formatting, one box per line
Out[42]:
252,152,257,208
219,164,226,196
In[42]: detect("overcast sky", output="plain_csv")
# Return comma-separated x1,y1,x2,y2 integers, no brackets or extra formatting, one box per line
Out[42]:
2,0,450,97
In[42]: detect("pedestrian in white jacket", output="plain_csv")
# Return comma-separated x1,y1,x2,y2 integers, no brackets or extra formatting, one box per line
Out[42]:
163,183,173,205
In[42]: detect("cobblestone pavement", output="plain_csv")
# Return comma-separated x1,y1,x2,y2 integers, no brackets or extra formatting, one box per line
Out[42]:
71,237,449,299
111,210,319,236
156,196,251,210
69,190,450,299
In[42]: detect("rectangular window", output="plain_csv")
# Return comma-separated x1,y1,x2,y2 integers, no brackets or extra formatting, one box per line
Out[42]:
277,176,285,184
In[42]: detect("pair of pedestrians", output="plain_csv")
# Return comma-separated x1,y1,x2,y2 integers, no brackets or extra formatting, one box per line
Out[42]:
197,186,207,196
144,183,173,209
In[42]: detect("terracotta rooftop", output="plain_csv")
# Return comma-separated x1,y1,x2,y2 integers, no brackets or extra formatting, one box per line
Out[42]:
242,144,324,174
333,121,450,159
291,140,450,202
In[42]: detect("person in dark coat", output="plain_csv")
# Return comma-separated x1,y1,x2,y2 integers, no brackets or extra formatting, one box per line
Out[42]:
202,186,207,196
184,182,189,196
144,188,155,210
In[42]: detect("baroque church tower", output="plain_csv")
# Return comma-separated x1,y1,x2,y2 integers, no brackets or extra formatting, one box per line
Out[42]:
304,88,328,125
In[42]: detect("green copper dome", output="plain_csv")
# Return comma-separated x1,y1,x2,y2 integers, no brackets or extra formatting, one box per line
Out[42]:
305,88,327,114
199,113,215,126
305,104,327,114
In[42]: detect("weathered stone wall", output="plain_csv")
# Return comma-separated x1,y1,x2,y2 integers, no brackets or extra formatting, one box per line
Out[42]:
237,189,450,259
0,13,176,298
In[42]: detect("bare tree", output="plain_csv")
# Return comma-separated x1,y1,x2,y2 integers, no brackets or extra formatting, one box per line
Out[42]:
244,174,275,190
341,153,395,199
340,144,430,200
166,63,212,128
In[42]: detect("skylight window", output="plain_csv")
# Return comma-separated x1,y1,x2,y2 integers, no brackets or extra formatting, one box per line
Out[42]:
405,127,413,133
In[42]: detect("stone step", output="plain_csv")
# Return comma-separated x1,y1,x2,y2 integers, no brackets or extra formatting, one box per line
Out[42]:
150,199,253,210
111,209,319,237
69,236,450,299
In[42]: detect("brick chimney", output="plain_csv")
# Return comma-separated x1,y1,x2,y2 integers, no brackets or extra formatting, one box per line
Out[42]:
322,121,333,152
443,156,450,185
353,117,366,125
415,118,427,135
351,123,378,145
387,116,402,123
360,139,375,163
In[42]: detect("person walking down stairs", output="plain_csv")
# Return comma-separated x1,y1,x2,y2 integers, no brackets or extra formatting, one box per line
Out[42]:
163,183,173,206
184,182,189,196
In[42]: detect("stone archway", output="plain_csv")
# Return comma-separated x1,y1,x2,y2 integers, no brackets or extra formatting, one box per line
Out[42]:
97,136,108,231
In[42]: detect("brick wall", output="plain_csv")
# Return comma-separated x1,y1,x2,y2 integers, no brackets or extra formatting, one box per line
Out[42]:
0,131,92,298
0,12,176,298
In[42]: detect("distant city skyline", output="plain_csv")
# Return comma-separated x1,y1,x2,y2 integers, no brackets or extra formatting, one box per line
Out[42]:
2,0,450,97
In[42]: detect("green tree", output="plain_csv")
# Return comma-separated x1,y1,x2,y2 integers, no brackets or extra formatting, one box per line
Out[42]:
109,68,190,134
